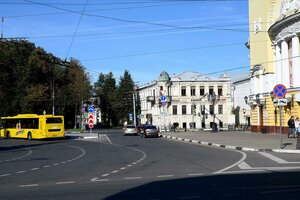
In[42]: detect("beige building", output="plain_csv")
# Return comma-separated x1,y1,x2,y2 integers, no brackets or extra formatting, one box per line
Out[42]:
248,0,300,133
137,71,232,130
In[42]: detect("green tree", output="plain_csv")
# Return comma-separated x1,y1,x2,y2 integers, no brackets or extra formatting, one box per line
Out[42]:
116,70,135,125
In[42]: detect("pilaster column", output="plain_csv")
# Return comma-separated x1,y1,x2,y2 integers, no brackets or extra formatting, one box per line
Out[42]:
292,35,300,87
275,42,282,84
281,39,290,88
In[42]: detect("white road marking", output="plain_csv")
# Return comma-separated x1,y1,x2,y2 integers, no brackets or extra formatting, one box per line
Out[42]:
0,174,10,177
157,175,174,178
0,149,32,163
238,161,252,169
17,171,26,174
91,178,109,182
56,181,75,185
43,165,50,168
120,167,126,170
102,174,109,177
218,170,265,174
188,173,204,176
31,168,39,171
127,164,132,167
258,152,300,164
213,150,247,174
104,134,113,144
124,177,142,180
19,184,39,188
111,170,119,173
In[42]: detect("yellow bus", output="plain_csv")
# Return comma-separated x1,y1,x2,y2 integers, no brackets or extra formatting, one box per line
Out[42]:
0,114,65,139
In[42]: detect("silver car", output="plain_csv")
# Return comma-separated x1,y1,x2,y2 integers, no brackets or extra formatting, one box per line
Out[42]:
141,125,159,138
124,125,139,136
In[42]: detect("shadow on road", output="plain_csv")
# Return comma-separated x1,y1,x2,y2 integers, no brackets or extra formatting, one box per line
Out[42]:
105,171,300,200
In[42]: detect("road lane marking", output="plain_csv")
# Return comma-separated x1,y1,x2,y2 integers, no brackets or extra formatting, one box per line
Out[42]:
213,150,247,174
258,152,300,164
104,134,113,144
0,174,10,177
188,173,204,176
102,174,109,177
238,161,252,169
157,175,174,178
19,184,39,188
120,167,126,170
124,177,142,180
43,165,50,168
56,181,75,185
91,178,109,182
31,168,39,171
0,149,32,163
17,171,26,174
111,170,119,173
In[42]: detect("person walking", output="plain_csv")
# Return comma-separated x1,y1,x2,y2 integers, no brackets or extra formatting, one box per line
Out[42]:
288,116,296,138
295,117,300,138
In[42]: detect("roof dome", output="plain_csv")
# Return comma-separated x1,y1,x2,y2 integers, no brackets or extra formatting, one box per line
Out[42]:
158,71,170,81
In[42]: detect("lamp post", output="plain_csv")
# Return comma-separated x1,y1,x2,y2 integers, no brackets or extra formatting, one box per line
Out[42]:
208,92,219,132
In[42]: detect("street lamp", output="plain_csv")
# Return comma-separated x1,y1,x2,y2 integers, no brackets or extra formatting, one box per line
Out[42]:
207,92,219,132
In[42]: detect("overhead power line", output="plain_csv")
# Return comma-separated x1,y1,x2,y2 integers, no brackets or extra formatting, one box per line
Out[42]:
65,0,90,59
24,0,249,32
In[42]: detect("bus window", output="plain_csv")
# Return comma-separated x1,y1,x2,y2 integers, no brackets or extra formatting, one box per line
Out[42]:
46,118,63,124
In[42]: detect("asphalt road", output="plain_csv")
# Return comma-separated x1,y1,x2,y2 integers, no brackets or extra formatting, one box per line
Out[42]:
1,129,300,199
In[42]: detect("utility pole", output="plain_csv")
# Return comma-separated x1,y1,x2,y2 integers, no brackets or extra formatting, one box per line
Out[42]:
133,92,136,127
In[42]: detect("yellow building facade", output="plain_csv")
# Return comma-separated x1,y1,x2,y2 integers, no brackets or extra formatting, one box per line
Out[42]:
248,0,300,133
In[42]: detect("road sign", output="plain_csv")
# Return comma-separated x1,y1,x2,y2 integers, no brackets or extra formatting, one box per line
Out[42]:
88,113,94,129
161,101,166,107
160,96,167,102
273,98,287,107
88,106,94,113
273,84,287,98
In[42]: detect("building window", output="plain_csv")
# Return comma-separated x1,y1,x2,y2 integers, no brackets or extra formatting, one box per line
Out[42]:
209,104,214,115
209,86,214,95
218,86,223,96
182,105,187,115
201,105,206,115
160,86,163,91
173,105,177,115
218,105,223,114
191,86,196,96
200,86,205,96
181,86,186,96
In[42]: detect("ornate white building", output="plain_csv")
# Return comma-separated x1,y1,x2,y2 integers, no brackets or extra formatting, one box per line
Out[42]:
137,71,232,130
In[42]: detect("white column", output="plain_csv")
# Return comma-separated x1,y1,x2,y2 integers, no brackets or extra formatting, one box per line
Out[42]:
281,39,290,88
275,42,282,84
292,35,300,87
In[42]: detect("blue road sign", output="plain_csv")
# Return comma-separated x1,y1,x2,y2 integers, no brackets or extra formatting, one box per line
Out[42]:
161,96,167,102
273,84,287,98
88,106,94,113
161,102,166,107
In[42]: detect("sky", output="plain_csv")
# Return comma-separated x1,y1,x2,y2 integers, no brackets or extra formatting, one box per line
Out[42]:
0,0,250,85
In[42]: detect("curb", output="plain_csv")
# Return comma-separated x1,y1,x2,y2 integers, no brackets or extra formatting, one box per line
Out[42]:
160,134,300,154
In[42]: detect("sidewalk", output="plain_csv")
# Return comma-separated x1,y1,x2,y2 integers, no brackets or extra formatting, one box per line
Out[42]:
159,130,300,153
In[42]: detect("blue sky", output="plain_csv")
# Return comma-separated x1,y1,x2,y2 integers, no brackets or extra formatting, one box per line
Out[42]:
0,0,250,85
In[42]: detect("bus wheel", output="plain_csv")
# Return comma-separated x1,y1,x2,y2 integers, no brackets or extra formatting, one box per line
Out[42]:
6,131,10,139
28,132,32,140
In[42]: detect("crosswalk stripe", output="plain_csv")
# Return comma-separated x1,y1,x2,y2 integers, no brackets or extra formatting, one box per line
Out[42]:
258,152,288,164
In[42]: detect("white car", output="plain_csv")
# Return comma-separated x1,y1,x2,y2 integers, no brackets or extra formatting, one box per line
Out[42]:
124,125,139,136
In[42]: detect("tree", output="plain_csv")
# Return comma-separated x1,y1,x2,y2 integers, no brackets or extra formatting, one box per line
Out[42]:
94,72,117,127
116,70,135,125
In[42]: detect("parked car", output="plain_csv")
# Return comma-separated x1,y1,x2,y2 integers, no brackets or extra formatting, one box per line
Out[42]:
141,125,159,138
124,125,139,136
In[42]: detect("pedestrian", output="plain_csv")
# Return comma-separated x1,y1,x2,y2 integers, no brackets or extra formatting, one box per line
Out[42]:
295,117,300,138
287,116,296,138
